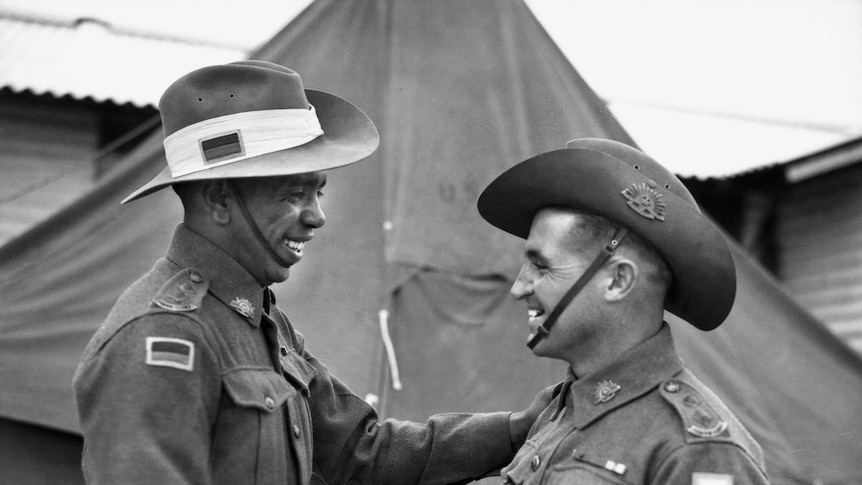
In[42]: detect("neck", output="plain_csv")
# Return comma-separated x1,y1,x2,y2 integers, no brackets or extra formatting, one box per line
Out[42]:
566,307,663,378
181,219,269,287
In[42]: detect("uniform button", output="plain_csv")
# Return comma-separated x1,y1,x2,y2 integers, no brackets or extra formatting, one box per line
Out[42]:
293,424,301,438
664,381,680,393
530,455,541,471
264,396,275,409
189,271,202,283
280,346,288,356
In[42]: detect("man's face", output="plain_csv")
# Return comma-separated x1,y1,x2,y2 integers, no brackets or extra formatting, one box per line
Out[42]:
231,171,327,286
510,208,605,362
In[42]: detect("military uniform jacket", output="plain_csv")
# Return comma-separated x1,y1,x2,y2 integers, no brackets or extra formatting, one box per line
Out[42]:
501,324,770,485
73,224,514,485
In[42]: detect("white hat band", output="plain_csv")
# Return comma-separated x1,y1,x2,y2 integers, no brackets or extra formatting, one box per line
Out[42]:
163,107,324,178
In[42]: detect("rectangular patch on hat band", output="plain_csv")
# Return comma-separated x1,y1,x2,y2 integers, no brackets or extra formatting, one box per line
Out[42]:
200,131,244,163
146,337,195,371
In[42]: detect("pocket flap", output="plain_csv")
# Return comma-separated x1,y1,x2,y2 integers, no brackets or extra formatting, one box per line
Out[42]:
502,440,539,484
223,368,293,412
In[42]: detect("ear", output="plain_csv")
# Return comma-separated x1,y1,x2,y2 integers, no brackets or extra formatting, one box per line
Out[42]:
604,257,639,302
200,180,232,225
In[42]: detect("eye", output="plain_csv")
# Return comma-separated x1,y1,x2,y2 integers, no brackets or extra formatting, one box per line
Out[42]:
530,259,549,272
280,190,304,202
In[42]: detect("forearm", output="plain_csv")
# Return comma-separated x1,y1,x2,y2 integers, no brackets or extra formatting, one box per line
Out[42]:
307,357,514,484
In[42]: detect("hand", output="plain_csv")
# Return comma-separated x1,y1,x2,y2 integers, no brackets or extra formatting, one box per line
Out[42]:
508,383,560,450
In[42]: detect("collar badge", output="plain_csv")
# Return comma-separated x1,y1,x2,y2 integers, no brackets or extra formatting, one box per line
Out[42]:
622,182,666,221
593,379,621,405
230,297,255,318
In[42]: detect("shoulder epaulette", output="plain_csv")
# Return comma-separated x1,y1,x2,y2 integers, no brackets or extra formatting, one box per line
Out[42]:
152,268,209,313
660,378,730,441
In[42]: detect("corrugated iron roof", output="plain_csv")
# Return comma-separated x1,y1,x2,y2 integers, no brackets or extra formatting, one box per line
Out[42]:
0,13,247,107
785,135,862,183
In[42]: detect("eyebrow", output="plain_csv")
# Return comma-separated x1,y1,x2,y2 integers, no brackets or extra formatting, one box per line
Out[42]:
524,247,549,263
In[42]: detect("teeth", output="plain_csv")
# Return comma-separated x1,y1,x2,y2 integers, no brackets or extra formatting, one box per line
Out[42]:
528,309,544,321
285,239,305,253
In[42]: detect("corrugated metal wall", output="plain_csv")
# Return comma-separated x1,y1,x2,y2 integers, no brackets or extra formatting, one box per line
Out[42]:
777,162,862,354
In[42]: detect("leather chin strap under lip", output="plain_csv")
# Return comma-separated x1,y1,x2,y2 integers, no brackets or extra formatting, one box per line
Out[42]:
526,226,630,349
226,180,294,269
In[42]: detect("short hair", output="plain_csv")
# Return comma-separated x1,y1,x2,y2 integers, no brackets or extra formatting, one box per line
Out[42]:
559,207,674,293
171,181,197,210
172,181,193,199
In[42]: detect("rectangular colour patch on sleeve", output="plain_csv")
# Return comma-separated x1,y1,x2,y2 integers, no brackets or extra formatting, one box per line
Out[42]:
692,472,733,485
146,337,195,372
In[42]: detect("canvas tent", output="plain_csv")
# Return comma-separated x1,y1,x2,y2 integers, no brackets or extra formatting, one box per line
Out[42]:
1,0,861,483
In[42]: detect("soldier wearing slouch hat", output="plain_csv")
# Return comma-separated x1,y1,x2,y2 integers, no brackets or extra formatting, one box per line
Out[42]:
479,138,770,484
74,60,552,485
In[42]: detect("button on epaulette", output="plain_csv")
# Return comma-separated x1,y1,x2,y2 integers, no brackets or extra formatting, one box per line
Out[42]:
660,379,729,441
152,268,209,312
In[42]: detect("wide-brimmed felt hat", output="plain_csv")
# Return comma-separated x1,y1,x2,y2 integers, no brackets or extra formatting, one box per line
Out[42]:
122,60,379,203
477,138,736,331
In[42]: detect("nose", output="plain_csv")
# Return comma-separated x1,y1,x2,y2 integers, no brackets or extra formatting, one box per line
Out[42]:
510,265,534,300
301,198,326,228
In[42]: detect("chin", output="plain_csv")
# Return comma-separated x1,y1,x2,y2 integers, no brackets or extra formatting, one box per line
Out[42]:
530,340,561,361
528,340,549,357
267,267,291,285
533,348,552,359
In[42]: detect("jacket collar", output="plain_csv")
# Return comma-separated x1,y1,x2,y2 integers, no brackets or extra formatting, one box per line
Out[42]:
166,224,265,328
561,323,684,429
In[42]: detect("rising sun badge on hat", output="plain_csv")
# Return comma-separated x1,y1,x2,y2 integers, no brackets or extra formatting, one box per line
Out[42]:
122,60,379,203
622,181,666,221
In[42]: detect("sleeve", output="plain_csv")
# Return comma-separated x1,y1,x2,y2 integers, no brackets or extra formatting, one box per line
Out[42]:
652,442,771,485
73,313,221,485
300,348,515,485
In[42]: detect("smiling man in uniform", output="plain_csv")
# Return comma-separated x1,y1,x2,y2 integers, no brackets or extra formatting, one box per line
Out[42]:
477,138,770,484
72,60,550,484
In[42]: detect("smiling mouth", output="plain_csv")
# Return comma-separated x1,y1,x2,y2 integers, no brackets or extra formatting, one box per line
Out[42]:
528,308,545,323
284,238,306,257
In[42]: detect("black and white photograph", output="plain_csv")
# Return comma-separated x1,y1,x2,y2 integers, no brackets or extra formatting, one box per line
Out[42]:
0,1,860,483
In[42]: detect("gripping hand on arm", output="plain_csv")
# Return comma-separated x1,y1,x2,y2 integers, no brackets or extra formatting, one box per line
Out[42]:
508,383,559,451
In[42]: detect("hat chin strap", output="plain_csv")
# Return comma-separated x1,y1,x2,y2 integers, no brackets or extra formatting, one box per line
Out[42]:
526,227,629,349
227,181,294,269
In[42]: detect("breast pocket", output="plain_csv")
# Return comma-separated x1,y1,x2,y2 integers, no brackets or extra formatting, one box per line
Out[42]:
223,367,295,411
546,455,629,485
542,466,628,485
219,368,296,484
